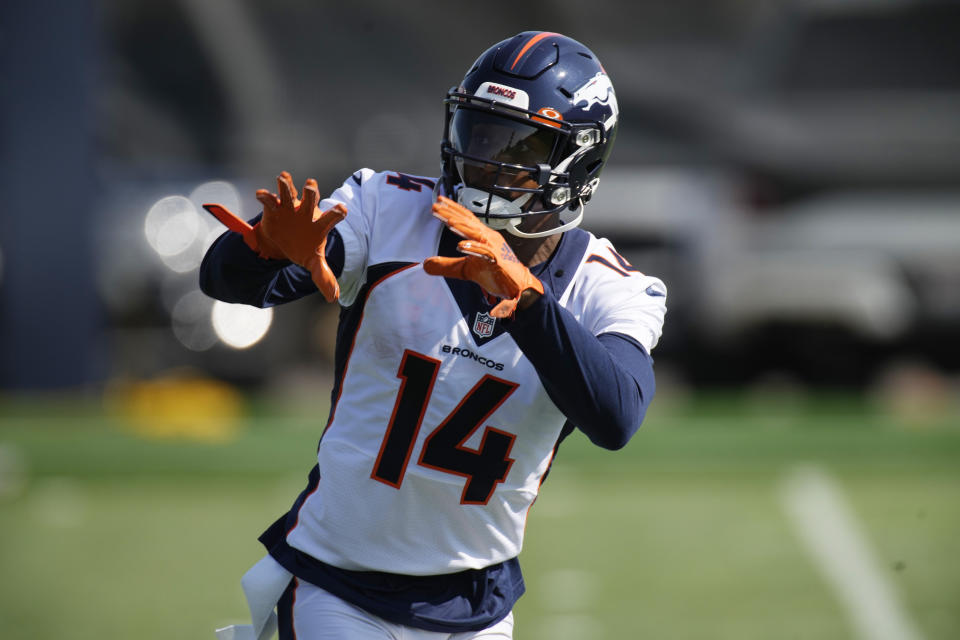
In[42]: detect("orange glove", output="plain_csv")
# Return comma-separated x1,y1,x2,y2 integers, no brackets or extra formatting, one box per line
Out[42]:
204,171,347,302
202,203,287,261
256,172,347,302
423,196,544,318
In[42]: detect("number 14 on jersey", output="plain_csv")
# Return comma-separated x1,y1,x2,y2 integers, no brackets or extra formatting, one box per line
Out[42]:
371,350,518,505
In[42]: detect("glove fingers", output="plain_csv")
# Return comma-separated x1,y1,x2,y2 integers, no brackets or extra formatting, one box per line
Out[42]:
277,172,298,209
489,297,519,319
422,256,469,280
316,203,347,235
448,218,488,241
457,240,496,263
437,196,487,231
255,189,279,212
435,196,475,221
300,180,320,218
432,197,488,239
431,206,468,238
425,254,518,302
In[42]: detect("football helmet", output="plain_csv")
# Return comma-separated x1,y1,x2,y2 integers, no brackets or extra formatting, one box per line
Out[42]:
440,31,619,238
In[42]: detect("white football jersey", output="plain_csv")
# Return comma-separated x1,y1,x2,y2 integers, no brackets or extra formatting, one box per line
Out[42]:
285,169,666,576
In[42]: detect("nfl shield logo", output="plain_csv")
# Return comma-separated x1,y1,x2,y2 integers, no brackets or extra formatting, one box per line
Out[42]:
472,312,495,338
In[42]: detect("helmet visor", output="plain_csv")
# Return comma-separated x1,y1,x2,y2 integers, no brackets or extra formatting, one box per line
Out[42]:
449,108,558,168
449,108,558,202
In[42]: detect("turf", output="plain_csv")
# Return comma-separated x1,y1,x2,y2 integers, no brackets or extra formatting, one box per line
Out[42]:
0,392,957,639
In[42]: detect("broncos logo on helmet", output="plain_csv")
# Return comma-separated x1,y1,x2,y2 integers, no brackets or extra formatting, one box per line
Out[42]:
572,72,619,131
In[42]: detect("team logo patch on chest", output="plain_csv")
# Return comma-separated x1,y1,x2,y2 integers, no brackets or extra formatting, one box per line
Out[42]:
472,312,496,338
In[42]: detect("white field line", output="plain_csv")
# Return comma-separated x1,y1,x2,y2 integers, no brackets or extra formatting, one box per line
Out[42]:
536,569,601,640
780,465,925,640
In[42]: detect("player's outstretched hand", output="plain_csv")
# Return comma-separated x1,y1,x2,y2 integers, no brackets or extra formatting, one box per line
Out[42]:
423,196,543,318
255,171,347,303
204,172,347,302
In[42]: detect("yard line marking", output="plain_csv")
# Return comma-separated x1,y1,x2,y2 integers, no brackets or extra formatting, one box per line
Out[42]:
780,465,925,640
0,443,27,500
538,568,599,611
537,569,602,640
537,614,602,640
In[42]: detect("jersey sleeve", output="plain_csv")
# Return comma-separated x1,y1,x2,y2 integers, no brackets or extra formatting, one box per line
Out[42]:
579,243,667,353
506,290,657,450
504,237,667,449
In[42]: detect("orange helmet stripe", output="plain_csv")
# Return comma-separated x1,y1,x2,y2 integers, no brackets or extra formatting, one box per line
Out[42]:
510,32,560,71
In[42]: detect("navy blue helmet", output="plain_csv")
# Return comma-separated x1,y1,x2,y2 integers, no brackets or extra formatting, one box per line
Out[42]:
440,31,619,237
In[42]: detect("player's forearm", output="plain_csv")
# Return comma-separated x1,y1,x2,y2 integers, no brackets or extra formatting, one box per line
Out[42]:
506,292,655,450
199,228,304,307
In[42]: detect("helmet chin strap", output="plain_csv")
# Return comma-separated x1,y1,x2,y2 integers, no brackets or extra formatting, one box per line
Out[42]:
501,206,583,238
457,187,529,220
456,187,584,238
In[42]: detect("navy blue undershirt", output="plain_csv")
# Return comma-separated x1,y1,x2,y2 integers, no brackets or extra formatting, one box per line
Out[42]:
198,218,656,631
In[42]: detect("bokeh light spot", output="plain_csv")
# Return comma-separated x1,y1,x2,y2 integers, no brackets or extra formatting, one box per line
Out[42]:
145,196,202,257
211,301,273,349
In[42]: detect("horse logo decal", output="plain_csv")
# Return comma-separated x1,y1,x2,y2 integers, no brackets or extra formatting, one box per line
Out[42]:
572,72,618,130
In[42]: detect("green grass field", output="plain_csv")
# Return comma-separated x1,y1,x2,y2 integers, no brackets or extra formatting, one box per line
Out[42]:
1,391,958,639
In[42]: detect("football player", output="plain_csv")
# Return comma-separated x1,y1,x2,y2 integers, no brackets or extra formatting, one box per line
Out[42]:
201,31,666,640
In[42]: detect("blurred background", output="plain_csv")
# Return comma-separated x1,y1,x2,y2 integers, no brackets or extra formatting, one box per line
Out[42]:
1,1,958,639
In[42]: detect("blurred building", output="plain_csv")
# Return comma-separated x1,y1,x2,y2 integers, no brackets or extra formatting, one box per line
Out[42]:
2,0,959,390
